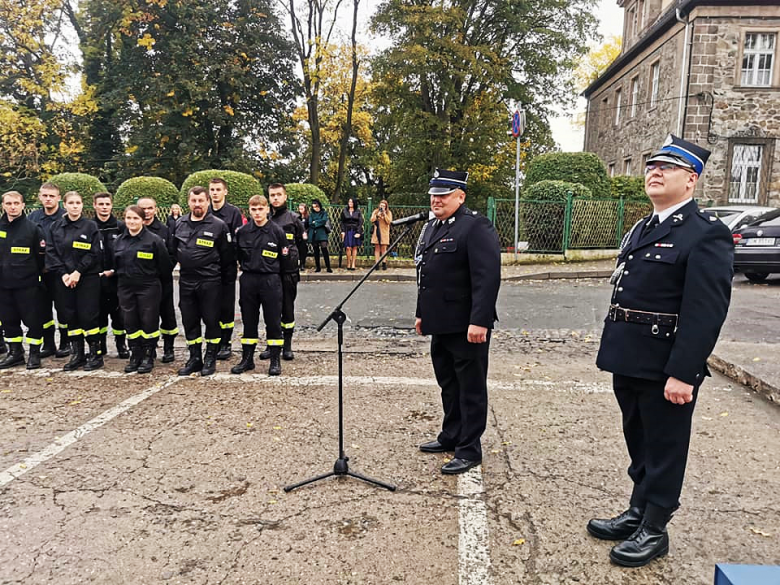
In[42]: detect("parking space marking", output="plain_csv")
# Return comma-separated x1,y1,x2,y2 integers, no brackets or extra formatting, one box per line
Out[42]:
0,376,180,489
459,466,492,585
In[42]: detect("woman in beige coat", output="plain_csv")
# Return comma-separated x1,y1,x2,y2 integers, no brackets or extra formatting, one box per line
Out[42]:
370,200,392,270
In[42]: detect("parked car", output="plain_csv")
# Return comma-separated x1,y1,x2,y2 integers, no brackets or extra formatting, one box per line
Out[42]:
732,208,780,282
706,205,776,231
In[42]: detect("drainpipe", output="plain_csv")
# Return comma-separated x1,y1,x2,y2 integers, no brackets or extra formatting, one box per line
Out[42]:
676,8,691,137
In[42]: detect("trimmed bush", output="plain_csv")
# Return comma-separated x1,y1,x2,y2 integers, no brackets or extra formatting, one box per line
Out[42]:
285,183,329,207
47,173,107,200
610,175,649,201
520,180,591,252
525,152,610,199
179,170,262,208
115,176,179,208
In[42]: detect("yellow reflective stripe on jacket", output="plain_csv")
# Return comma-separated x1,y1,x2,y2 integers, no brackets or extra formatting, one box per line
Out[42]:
73,241,92,250
196,238,214,248
262,249,278,258
137,251,154,259
285,233,294,240
0,231,6,238
10,247,30,254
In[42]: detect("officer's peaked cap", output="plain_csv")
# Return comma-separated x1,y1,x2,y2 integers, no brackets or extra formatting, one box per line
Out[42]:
647,134,710,175
428,169,468,196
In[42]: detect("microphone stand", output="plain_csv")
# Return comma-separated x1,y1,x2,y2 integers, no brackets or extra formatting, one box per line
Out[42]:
284,220,423,492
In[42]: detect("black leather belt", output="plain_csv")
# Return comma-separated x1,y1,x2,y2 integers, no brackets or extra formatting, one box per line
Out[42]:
608,305,678,328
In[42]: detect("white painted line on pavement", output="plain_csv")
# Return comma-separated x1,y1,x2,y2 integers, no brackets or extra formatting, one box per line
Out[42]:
0,376,180,489
459,466,492,585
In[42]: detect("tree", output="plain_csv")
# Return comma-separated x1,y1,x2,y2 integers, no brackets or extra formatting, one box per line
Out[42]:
573,35,622,92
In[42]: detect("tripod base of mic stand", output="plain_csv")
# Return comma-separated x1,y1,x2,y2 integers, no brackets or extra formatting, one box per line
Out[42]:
284,456,396,493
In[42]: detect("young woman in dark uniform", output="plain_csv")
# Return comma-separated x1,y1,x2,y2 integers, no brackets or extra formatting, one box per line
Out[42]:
114,205,172,374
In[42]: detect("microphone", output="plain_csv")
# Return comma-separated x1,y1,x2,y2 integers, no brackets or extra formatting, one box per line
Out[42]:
391,211,430,227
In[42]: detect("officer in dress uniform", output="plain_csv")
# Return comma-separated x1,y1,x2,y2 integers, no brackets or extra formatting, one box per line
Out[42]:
588,135,733,567
207,178,244,361
415,169,501,475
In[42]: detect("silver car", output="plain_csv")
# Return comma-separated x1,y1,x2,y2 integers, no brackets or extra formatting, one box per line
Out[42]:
705,205,776,231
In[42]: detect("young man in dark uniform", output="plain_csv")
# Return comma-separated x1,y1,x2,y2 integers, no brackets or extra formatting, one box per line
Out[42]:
172,186,236,376
0,191,47,369
258,183,304,362
588,135,733,567
28,182,68,357
138,197,178,363
93,192,129,359
232,195,287,376
208,178,243,360
414,169,501,475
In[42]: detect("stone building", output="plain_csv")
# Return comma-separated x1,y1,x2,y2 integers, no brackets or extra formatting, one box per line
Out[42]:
583,0,780,207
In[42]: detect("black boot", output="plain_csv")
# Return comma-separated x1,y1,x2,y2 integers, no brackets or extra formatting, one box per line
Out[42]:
282,330,294,361
324,250,332,273
84,337,104,371
63,338,86,371
115,334,130,359
609,506,672,567
125,340,143,373
26,345,41,370
258,345,271,360
216,330,233,360
178,344,203,376
0,342,25,369
55,327,71,358
99,333,108,359
0,337,6,355
587,506,643,541
230,345,256,374
268,346,282,376
200,343,219,376
161,334,175,363
41,328,56,358
137,341,155,374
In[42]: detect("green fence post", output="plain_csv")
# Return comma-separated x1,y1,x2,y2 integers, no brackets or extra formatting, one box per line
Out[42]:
364,197,374,257
562,192,573,252
487,196,496,224
616,197,625,248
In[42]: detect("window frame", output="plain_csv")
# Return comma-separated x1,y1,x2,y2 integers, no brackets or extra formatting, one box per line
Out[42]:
649,60,660,109
630,76,640,118
624,158,633,176
725,138,774,205
739,31,777,88
615,88,622,125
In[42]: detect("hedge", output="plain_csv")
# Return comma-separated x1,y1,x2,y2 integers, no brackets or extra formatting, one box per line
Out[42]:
115,176,179,208
610,175,649,201
521,180,592,251
285,183,329,207
47,173,107,200
179,170,262,208
524,152,610,199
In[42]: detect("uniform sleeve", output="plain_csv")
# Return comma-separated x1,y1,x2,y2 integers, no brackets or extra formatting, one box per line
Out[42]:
294,216,304,243
45,226,65,275
33,225,46,275
155,237,173,278
75,225,100,274
663,223,734,385
218,225,237,284
467,217,501,328
278,226,288,273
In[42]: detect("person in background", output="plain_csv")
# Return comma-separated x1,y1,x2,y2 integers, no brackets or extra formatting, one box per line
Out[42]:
166,203,183,233
295,202,309,271
308,199,332,273
340,197,363,271
370,199,392,270
46,191,103,371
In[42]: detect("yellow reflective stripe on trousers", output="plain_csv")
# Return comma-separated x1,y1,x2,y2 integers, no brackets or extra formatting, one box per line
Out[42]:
68,329,84,337
160,327,179,336
26,337,43,346
85,328,101,336
99,327,109,335
58,323,68,329
281,322,295,329
141,330,160,339
219,322,235,329
5,336,23,343
267,339,284,346
43,320,55,329
186,337,203,345
206,337,221,344
112,329,126,336
240,338,259,345
127,331,144,340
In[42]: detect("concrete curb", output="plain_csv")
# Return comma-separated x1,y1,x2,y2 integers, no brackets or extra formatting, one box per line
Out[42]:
708,354,780,406
299,270,613,283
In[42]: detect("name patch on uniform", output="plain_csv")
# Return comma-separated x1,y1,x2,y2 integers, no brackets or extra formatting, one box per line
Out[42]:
137,251,154,260
262,249,278,258
196,238,214,248
655,243,674,248
73,241,92,250
11,247,30,254
204,231,214,237
0,231,6,239
286,233,294,240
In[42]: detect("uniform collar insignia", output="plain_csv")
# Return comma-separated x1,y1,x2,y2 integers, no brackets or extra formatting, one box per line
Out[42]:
448,217,455,224
672,213,684,222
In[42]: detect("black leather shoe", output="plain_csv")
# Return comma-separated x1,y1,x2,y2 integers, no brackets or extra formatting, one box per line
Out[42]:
419,440,453,453
609,521,670,567
441,458,481,475
587,506,643,540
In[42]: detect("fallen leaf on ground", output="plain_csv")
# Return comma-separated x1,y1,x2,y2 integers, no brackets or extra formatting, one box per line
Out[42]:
246,422,253,427
719,412,729,417
749,527,771,537
752,357,761,362
512,538,526,546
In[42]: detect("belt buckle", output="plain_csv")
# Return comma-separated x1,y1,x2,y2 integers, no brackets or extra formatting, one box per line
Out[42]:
623,309,630,322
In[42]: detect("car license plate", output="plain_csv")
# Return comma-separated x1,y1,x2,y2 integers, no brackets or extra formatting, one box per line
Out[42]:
746,237,776,246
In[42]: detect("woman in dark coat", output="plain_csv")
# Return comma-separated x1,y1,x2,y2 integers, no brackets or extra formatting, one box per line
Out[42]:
295,202,309,271
307,199,332,273
340,198,363,271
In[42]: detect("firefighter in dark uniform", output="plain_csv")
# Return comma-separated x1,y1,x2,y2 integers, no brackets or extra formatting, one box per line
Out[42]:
588,135,733,567
258,183,304,362
93,192,129,359
415,169,501,475
0,191,47,370
172,186,236,376
208,177,244,360
28,182,68,357
114,205,172,374
46,191,103,371
231,195,287,376
138,197,178,363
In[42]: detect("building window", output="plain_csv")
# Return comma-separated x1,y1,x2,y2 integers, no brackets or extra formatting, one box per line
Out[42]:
741,33,775,87
608,163,616,177
638,0,645,31
624,158,632,175
641,152,651,168
615,89,622,125
650,62,660,108
729,144,763,203
602,96,609,128
627,7,636,39
630,77,639,117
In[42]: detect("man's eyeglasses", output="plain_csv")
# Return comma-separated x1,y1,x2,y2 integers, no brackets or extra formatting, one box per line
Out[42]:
644,163,693,174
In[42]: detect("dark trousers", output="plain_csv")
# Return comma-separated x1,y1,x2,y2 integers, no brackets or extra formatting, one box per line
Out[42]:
219,281,237,333
99,276,125,335
312,243,330,270
431,331,491,461
613,374,700,511
238,273,283,345
281,272,299,331
297,241,308,269
53,273,100,338
179,278,221,343
42,272,61,332
0,286,45,344
159,277,178,336
118,280,162,339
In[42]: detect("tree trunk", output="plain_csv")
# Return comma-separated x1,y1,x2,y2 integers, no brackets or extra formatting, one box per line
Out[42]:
333,0,360,201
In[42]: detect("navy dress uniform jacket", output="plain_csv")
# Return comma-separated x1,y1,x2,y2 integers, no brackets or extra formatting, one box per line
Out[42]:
415,205,501,335
596,199,733,386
